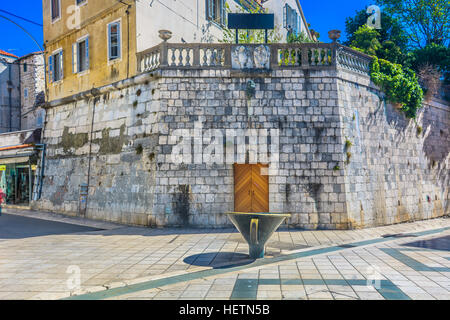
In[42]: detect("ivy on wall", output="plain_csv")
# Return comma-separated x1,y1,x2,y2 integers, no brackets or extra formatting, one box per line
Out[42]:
370,57,423,119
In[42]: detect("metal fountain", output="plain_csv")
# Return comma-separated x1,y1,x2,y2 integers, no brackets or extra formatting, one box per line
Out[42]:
226,212,291,259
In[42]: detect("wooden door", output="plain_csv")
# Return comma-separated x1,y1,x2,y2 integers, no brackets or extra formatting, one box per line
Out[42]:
234,164,269,213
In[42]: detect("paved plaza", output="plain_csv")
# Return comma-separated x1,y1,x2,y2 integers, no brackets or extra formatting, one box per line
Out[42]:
0,208,449,300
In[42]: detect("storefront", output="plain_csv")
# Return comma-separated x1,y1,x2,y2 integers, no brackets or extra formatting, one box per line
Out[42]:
0,128,42,206
0,157,37,205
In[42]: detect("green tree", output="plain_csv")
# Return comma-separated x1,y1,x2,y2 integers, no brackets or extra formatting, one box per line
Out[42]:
345,8,408,51
376,0,450,48
345,8,407,63
406,44,450,83
350,25,382,56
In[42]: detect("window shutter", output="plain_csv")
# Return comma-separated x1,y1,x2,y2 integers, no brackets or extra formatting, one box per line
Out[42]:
221,0,226,25
108,25,112,60
283,4,287,29
86,37,89,69
293,10,298,34
207,0,214,20
48,55,53,82
72,43,78,73
290,10,293,33
59,50,63,80
117,24,121,59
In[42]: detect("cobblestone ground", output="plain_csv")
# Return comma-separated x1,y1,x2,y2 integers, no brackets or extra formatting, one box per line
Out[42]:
0,209,449,300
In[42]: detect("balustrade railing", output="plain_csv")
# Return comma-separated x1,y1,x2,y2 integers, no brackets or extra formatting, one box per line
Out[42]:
137,42,372,75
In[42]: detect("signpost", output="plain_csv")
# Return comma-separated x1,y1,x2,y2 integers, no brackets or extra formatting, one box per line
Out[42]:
227,13,275,44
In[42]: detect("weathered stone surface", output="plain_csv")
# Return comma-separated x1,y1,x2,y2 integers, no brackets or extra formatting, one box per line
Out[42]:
32,67,449,229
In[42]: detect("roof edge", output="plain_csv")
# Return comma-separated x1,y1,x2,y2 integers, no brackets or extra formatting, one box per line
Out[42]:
295,0,312,40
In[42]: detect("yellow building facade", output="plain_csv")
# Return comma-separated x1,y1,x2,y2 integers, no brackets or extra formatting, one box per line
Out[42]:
43,0,137,102
43,0,311,102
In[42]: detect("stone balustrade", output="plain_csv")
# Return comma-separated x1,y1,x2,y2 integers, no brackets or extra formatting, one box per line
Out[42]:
137,42,372,75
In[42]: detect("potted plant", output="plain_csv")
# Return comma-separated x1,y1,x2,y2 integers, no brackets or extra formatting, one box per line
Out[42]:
0,188,5,216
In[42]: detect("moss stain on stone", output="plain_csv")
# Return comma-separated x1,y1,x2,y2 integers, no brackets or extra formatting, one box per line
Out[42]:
60,127,89,153
95,124,128,155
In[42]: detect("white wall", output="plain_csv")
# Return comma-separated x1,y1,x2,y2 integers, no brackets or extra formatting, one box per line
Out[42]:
136,0,242,52
135,0,310,51
262,0,310,41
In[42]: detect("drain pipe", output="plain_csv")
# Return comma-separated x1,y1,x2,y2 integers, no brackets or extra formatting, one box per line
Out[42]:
8,63,13,131
34,143,46,200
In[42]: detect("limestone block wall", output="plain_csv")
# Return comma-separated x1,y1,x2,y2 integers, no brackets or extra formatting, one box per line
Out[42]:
337,71,449,228
34,66,449,229
19,53,45,130
151,68,347,229
36,77,161,226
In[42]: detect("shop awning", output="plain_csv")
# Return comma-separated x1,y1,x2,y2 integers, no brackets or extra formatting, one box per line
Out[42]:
0,156,32,165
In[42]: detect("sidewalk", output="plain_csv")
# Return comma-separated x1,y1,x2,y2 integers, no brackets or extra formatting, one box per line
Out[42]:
0,207,449,300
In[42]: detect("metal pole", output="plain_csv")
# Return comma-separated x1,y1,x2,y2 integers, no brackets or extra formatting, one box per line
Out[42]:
28,158,31,204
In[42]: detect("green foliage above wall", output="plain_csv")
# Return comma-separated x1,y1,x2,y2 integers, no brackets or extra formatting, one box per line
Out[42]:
371,57,424,118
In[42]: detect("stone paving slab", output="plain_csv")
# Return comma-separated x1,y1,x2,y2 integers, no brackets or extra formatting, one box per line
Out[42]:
99,228,450,301
0,209,448,300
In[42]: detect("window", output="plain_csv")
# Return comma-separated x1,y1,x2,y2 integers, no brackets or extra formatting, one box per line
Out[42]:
72,36,89,73
36,110,45,128
48,50,63,82
283,4,299,34
76,0,87,5
206,0,226,26
24,88,28,98
23,63,27,72
108,22,121,61
51,0,61,21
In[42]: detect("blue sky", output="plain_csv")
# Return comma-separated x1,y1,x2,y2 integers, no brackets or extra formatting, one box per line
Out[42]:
0,0,374,57
301,0,375,41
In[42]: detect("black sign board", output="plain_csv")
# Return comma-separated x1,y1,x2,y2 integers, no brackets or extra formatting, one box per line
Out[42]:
228,13,275,30
227,13,274,43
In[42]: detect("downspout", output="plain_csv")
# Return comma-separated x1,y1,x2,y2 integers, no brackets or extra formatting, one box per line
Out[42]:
84,93,98,217
18,60,21,130
35,51,48,202
34,143,46,201
44,44,49,114
126,4,131,78
8,62,12,131
118,0,132,78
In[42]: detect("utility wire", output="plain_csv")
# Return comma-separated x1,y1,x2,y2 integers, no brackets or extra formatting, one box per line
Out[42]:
0,14,43,51
0,59,45,66
0,9,43,27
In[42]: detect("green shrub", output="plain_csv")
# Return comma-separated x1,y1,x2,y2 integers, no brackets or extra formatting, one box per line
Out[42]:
345,139,353,150
346,152,352,164
371,57,423,118
416,126,423,136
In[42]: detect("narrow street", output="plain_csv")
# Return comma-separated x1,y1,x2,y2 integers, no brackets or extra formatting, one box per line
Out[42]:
0,209,448,300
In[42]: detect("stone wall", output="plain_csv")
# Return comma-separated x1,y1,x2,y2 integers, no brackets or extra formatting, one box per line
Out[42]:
19,53,45,130
34,65,449,229
150,68,347,228
0,58,20,133
337,72,449,228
